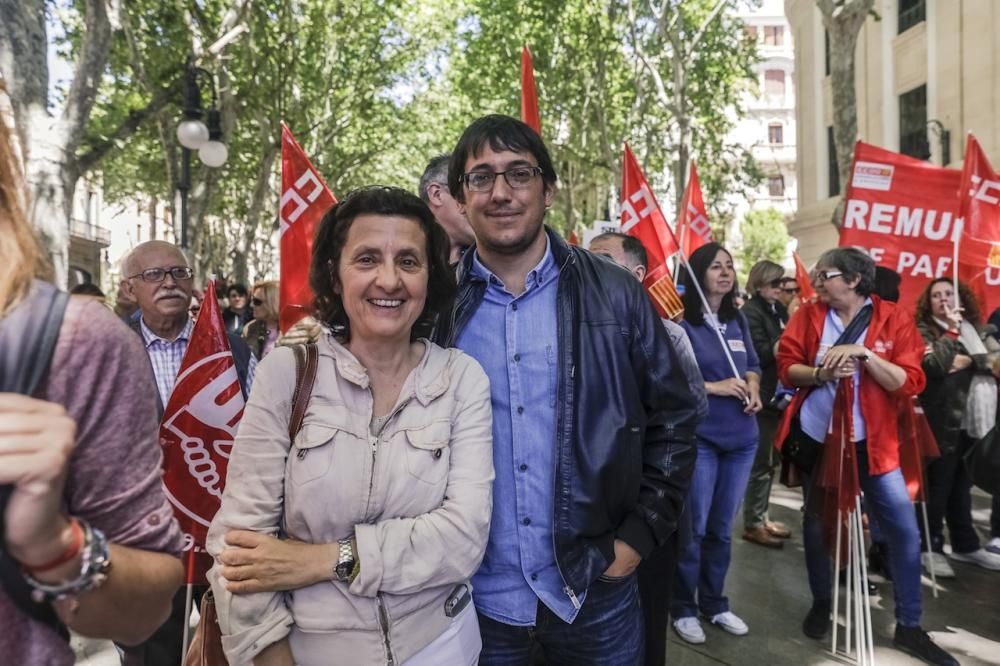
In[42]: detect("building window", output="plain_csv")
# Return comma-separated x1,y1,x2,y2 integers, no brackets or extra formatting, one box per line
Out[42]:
828,126,840,197
768,175,785,197
764,70,785,97
899,84,929,160
899,0,926,34
763,25,783,46
824,30,830,76
768,123,784,145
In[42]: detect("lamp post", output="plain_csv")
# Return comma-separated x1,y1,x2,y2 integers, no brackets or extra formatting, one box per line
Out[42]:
175,59,228,249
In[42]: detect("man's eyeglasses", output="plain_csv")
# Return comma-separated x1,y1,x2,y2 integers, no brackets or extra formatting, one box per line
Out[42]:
813,270,843,284
128,266,194,283
461,166,544,193
781,287,801,294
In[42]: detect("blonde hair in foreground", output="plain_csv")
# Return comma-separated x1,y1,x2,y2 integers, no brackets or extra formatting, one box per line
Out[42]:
0,113,46,315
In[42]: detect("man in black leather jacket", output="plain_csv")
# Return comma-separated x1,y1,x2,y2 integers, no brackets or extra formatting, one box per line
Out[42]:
435,114,703,664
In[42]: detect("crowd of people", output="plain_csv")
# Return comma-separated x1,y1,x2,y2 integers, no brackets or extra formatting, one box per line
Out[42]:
2,110,999,666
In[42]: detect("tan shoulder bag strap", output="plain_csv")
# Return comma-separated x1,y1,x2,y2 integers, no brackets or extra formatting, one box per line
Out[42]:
288,343,319,440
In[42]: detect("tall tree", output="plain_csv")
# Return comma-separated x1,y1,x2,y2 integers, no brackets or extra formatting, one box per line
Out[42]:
816,0,875,227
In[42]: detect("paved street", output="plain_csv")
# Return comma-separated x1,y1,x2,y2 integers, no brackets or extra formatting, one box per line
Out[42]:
74,485,1000,665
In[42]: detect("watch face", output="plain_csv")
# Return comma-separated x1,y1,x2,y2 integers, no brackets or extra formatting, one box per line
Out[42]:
336,560,355,581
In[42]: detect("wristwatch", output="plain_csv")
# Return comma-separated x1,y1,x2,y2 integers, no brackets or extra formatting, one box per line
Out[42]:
334,538,356,582
23,520,111,602
860,348,873,362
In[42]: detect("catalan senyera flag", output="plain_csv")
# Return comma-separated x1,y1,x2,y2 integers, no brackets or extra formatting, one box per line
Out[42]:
793,251,817,302
159,280,245,584
676,161,712,257
520,45,541,136
957,134,1000,314
621,143,683,319
280,124,337,333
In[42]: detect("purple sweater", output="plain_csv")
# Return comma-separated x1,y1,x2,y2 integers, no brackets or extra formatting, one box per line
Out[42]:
0,296,184,665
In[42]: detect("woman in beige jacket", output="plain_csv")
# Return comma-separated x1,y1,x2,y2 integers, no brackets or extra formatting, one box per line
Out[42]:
206,187,494,666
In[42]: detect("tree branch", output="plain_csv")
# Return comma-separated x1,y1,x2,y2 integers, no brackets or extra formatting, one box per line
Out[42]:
61,0,113,155
76,78,181,173
688,0,729,54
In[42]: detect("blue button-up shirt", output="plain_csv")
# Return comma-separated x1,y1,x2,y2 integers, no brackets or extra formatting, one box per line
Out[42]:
456,239,581,625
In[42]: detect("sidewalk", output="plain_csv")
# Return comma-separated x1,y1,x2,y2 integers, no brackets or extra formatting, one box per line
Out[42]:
665,485,1000,665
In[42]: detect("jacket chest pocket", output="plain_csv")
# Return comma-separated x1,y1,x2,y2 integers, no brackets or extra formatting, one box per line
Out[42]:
403,419,452,485
289,421,343,486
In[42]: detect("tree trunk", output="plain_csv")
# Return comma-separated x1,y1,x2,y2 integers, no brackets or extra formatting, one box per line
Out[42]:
817,0,874,228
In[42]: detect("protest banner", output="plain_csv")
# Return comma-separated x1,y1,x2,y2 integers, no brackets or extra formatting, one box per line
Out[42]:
957,134,1000,314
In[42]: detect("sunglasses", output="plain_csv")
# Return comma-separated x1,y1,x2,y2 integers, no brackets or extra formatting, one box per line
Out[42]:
781,287,801,294
252,298,264,307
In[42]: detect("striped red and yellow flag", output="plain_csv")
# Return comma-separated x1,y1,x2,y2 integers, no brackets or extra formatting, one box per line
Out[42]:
645,263,684,320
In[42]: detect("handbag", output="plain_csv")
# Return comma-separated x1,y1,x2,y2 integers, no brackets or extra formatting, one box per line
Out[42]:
964,419,1000,495
183,343,318,666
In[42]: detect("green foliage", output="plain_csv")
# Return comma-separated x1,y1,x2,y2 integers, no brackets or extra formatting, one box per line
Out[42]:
737,207,789,284
48,0,761,279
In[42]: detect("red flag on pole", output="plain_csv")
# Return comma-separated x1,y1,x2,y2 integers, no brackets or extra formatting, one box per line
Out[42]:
567,229,579,246
792,251,817,302
280,124,337,333
159,281,245,584
620,143,683,318
520,45,542,136
957,134,1000,314
676,161,712,257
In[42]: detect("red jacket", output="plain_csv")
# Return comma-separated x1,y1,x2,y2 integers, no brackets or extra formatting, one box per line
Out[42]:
775,296,926,476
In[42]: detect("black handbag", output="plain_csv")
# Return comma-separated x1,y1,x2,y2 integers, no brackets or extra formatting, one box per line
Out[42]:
964,420,1000,495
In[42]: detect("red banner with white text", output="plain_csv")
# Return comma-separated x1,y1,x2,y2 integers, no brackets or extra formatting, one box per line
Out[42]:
621,143,683,318
280,124,337,332
957,135,1000,314
838,142,964,309
159,281,245,584
676,161,712,257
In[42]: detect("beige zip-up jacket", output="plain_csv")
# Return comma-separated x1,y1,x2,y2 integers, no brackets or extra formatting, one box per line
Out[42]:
206,334,494,665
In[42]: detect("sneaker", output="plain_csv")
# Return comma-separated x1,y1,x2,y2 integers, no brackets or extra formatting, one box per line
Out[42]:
948,548,1000,571
921,552,956,578
673,616,706,644
893,625,959,666
707,611,748,636
802,600,831,640
987,537,1000,555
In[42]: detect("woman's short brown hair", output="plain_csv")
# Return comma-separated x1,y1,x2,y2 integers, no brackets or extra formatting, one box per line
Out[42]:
309,186,456,341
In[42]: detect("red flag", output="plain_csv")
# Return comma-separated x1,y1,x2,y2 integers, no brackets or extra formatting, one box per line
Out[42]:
676,162,712,256
621,143,683,318
838,141,963,309
812,378,862,560
159,281,245,584
792,251,817,302
957,134,1000,314
897,398,940,502
520,45,541,136
280,124,337,333
567,229,579,246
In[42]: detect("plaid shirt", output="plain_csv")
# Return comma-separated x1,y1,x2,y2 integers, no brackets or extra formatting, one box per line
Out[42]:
139,317,256,406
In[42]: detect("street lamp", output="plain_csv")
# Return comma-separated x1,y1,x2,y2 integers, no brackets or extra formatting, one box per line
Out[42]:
175,59,228,249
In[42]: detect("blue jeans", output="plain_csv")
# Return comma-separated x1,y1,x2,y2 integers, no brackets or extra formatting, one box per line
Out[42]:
802,441,922,627
477,574,643,666
671,437,756,619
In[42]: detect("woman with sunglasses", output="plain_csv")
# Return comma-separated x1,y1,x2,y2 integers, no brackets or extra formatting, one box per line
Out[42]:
243,280,280,360
775,248,957,665
740,261,792,549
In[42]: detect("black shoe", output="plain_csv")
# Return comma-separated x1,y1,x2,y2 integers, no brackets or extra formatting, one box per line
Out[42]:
838,569,879,595
893,625,959,666
802,600,832,639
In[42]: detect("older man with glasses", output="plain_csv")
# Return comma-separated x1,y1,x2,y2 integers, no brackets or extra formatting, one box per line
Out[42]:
118,240,255,666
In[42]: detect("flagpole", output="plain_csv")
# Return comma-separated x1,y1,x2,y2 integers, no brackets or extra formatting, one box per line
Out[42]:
953,218,962,301
181,548,196,665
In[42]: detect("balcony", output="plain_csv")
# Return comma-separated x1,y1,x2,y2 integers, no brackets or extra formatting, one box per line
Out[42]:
70,218,111,247
752,143,797,164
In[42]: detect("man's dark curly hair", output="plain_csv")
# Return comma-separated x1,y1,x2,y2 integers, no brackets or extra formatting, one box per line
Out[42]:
309,186,456,341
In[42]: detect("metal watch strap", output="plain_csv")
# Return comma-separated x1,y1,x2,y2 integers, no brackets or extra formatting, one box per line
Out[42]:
335,539,354,581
